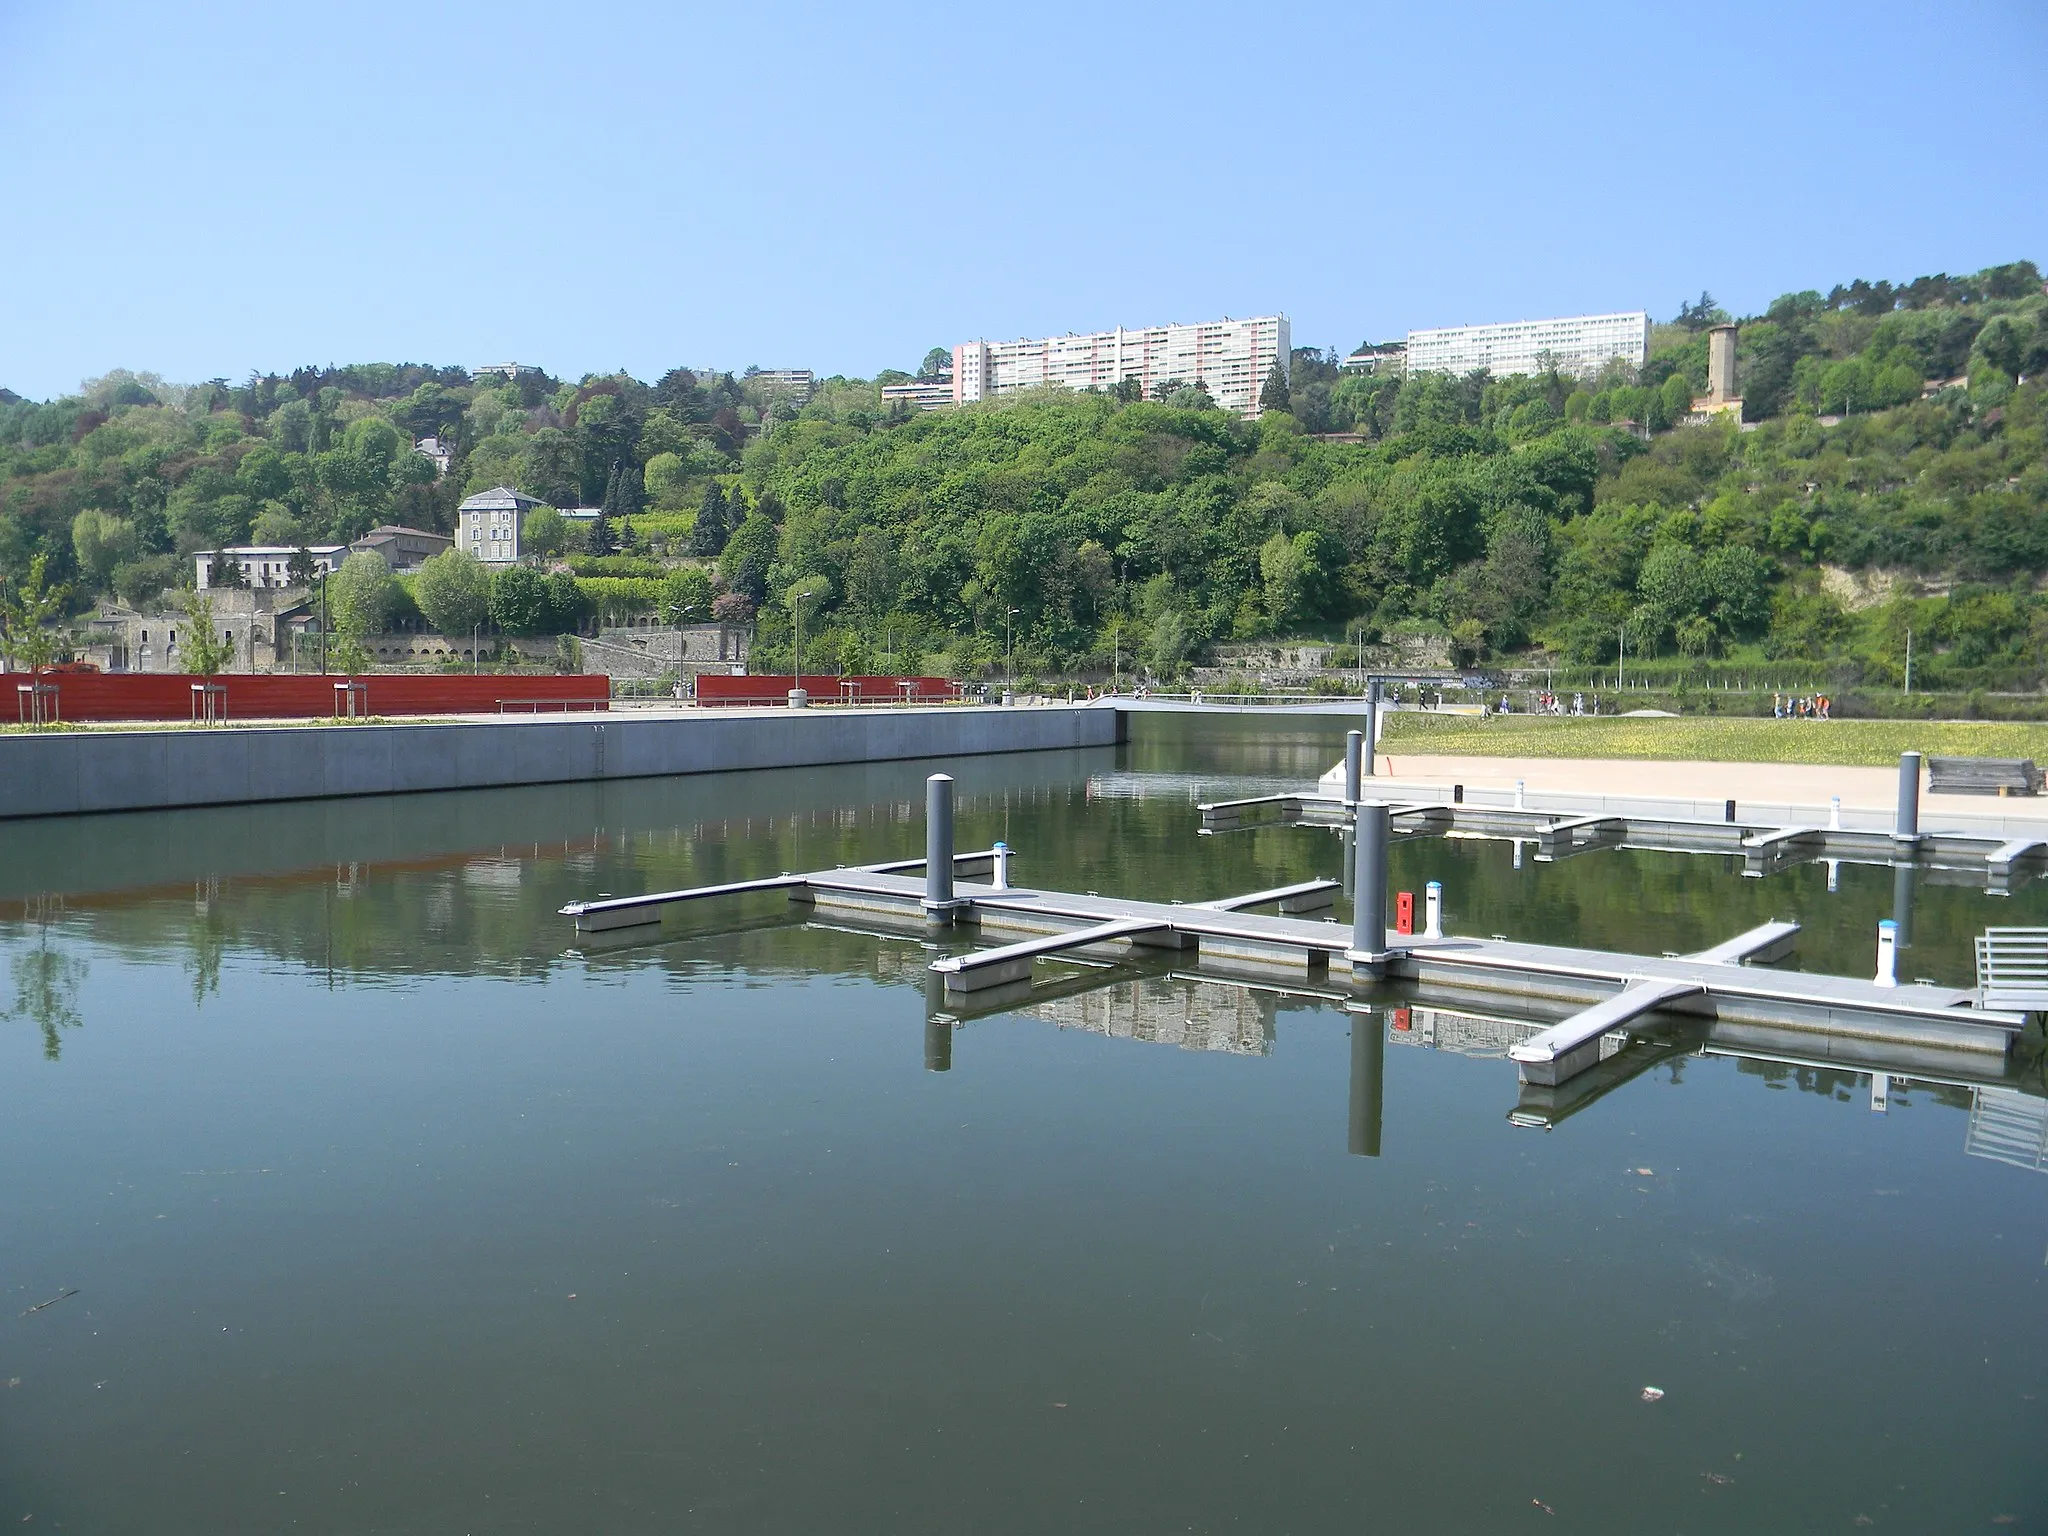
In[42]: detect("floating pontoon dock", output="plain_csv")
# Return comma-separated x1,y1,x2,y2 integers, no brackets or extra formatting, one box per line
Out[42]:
1199,743,2048,891
564,770,2033,1092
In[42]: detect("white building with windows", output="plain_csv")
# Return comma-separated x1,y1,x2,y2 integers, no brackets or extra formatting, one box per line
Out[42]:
745,368,814,402
195,545,344,589
194,525,451,590
1405,311,1650,381
412,436,454,477
953,315,1290,418
458,486,546,565
882,377,956,412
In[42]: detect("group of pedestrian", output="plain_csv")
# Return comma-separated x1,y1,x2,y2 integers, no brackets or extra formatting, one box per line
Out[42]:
1774,693,1831,719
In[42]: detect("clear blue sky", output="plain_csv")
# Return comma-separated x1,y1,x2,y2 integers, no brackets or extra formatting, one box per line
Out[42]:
2,0,2043,401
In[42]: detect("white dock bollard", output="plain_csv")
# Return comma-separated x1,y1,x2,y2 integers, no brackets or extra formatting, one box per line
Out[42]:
1423,880,1443,939
1514,779,1526,810
1874,919,1898,988
991,840,1012,891
1829,795,1842,830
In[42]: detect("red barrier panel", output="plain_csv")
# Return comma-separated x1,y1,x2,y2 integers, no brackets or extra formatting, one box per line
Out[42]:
8,672,609,723
695,675,957,707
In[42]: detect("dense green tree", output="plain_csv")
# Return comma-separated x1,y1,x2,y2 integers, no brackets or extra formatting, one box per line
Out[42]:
522,506,570,559
691,484,730,556
0,554,70,672
720,512,777,604
178,591,235,675
661,567,714,625
1259,364,1291,414
412,548,492,636
72,509,139,588
489,565,550,635
326,551,398,638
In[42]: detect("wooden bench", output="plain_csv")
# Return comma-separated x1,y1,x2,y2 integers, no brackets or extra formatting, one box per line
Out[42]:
1976,927,2048,1012
1927,756,2041,796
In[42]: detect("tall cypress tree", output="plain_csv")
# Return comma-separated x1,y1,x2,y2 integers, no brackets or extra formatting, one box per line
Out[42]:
691,483,729,556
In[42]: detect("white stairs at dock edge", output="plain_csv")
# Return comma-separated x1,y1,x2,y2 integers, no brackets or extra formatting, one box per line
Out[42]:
1974,927,2048,1012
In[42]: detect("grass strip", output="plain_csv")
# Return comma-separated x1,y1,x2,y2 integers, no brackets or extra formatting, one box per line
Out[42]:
1378,713,2048,768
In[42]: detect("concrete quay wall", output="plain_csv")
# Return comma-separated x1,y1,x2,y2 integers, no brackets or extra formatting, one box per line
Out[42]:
0,706,1122,820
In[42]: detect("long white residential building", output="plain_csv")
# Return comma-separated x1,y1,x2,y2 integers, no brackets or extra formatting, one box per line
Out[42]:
953,315,1290,417
1405,311,1650,381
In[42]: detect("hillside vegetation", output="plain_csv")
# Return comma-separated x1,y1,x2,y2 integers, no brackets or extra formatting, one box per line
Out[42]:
0,259,2043,686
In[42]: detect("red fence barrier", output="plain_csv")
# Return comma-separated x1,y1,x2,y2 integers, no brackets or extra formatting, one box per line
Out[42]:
7,672,609,723
695,675,958,707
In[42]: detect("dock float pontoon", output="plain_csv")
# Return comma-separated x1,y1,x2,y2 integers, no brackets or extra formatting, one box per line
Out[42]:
565,772,2032,1091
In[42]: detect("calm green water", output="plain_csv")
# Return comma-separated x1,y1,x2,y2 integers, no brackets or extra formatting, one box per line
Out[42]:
2,717,2045,1532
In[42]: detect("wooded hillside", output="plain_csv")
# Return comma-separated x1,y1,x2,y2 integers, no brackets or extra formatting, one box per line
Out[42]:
2,259,2043,688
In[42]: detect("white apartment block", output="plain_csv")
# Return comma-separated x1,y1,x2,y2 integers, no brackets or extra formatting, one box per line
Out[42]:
882,377,956,412
745,368,814,402
953,315,1290,418
1405,311,1650,381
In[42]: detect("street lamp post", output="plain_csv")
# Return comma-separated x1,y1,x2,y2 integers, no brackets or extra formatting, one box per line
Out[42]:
665,602,699,700
1006,607,1020,680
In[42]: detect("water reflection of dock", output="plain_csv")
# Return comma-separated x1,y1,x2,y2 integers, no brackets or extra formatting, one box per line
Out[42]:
1967,1089,2048,1172
913,957,2046,1173
1020,976,1275,1055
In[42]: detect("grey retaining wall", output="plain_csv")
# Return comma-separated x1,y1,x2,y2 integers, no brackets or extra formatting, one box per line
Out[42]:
0,705,1124,819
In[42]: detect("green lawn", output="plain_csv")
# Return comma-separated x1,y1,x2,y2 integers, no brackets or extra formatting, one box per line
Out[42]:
1378,712,2048,767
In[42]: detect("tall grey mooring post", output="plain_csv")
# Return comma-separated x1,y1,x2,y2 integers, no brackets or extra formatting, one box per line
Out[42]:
1351,800,1389,961
1362,679,1380,776
1348,1010,1384,1157
1343,730,1363,803
925,773,955,921
1895,751,1921,840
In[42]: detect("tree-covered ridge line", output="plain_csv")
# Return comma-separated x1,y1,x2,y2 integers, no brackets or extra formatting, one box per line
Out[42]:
0,257,2043,690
